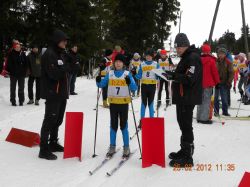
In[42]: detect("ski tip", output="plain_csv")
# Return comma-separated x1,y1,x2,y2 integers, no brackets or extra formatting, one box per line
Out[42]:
106,172,111,177
89,171,93,176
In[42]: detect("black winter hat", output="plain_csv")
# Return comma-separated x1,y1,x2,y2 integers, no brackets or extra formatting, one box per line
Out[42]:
174,33,190,47
105,49,113,56
145,49,154,57
114,54,126,63
52,30,69,45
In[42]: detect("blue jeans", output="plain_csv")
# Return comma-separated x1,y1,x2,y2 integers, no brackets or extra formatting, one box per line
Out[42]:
214,84,229,115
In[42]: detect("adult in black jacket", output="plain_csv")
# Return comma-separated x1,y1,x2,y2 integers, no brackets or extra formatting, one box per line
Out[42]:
67,45,80,95
39,30,69,160
163,33,202,167
27,45,41,105
6,41,28,106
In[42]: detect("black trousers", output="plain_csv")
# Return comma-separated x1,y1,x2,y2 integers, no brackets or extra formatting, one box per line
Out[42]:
10,76,25,104
176,104,195,144
158,79,169,102
40,99,67,150
132,75,140,95
68,73,77,94
110,104,129,131
141,84,156,107
28,76,40,100
102,86,108,101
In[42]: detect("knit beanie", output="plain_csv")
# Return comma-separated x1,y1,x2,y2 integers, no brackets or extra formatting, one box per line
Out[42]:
174,33,190,47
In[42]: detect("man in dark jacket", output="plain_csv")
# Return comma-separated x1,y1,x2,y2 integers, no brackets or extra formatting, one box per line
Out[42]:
27,45,41,105
67,44,80,95
6,41,28,106
163,33,202,167
39,30,69,160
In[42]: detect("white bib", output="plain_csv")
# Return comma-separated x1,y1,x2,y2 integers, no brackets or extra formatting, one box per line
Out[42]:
108,70,130,98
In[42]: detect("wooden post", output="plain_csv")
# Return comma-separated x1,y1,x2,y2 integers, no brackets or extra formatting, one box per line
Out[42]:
208,0,221,44
240,0,249,60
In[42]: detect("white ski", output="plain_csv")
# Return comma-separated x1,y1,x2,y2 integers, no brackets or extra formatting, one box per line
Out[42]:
89,148,121,176
106,150,136,177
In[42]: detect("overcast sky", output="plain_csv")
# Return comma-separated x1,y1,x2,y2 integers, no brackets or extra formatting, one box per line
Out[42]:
168,0,250,47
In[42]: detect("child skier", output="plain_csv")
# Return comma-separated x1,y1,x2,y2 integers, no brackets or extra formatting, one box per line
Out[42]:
96,54,137,158
236,53,248,102
157,49,174,108
98,49,113,108
135,49,159,126
129,52,142,97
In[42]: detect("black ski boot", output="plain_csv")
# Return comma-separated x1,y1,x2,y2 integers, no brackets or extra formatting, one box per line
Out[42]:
122,146,130,159
49,139,64,152
169,142,194,167
39,148,57,160
106,145,116,158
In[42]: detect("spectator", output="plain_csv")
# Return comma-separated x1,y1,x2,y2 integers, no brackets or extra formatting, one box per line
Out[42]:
197,44,220,124
6,40,28,106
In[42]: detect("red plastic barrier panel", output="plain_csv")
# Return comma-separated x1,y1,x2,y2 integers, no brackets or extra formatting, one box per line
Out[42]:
239,172,250,187
5,128,40,147
63,112,84,161
142,117,165,168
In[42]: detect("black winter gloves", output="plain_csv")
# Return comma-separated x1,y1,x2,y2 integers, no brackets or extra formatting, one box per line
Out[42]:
163,70,175,80
96,76,101,83
125,76,131,85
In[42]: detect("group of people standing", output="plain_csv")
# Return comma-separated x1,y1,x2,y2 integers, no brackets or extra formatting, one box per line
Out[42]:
3,38,81,107
2,29,249,168
1,30,81,160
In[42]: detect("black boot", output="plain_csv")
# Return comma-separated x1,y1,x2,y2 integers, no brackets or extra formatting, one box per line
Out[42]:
39,148,57,160
169,142,194,167
169,137,185,160
49,139,64,152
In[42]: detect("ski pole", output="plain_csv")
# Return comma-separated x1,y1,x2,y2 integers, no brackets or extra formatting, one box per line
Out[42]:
156,80,160,117
92,87,101,157
236,92,244,117
128,85,142,159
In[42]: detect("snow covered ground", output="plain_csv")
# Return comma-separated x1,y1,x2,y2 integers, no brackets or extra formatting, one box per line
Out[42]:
0,75,250,187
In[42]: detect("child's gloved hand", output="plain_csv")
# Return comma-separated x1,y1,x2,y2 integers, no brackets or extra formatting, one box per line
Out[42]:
96,76,101,83
125,76,131,85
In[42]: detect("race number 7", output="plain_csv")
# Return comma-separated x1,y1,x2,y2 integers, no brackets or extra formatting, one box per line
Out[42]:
116,87,120,95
